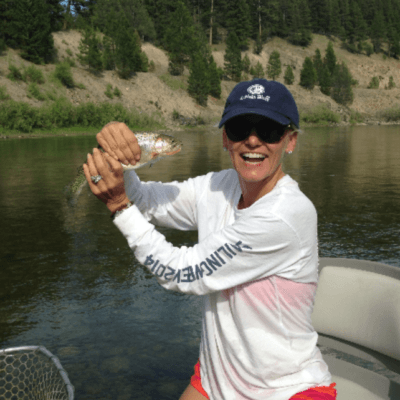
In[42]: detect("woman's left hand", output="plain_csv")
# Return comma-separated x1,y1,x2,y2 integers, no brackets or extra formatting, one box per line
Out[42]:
83,148,130,214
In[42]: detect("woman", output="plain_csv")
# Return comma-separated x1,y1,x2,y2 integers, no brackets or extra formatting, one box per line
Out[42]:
83,79,337,400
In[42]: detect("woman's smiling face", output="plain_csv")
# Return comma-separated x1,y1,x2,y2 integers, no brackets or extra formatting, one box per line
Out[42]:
223,114,298,187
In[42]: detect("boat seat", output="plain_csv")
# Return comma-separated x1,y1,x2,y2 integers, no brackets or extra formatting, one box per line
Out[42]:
311,259,400,400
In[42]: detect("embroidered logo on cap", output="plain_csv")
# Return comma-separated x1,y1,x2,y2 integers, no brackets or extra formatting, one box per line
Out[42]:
247,84,265,95
240,84,270,102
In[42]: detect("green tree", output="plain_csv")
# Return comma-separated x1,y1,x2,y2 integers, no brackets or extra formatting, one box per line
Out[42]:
319,64,332,95
224,31,242,81
250,61,264,78
188,51,210,106
94,0,156,42
225,0,252,49
164,1,197,75
114,17,143,78
313,48,323,84
284,65,294,85
253,33,263,55
370,11,386,53
324,41,337,76
8,0,54,64
102,36,115,70
78,26,103,72
300,56,317,90
347,1,367,45
208,55,222,99
242,54,251,73
267,50,281,80
330,62,353,105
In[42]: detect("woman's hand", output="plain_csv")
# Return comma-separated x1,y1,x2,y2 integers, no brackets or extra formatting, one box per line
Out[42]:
96,121,141,166
83,148,130,214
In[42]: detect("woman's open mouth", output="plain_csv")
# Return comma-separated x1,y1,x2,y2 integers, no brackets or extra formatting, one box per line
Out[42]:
241,153,267,165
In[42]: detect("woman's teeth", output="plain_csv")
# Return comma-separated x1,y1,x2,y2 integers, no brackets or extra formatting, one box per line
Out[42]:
242,153,266,163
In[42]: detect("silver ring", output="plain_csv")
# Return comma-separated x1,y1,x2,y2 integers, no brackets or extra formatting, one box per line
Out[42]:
91,175,103,184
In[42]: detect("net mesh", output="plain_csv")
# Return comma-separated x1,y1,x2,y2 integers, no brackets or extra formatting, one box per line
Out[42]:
0,346,74,400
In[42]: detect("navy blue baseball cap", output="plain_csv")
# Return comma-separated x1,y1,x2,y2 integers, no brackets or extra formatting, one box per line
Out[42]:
218,79,299,128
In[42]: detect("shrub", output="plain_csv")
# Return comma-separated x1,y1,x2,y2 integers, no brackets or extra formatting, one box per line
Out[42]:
0,98,164,132
7,65,24,81
27,83,46,101
386,76,396,89
365,43,374,56
54,62,74,88
105,84,114,99
300,104,341,124
64,57,76,67
113,87,122,98
148,60,156,72
349,111,364,124
66,48,73,57
23,65,45,84
0,85,10,101
368,76,379,89
378,105,400,121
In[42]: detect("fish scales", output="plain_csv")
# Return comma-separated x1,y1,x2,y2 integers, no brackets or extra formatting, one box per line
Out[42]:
65,132,182,205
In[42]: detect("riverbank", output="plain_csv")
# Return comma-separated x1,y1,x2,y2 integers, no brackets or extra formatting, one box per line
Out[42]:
1,30,400,137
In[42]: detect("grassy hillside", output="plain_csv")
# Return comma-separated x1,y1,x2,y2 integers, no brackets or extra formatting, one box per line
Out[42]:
0,30,400,136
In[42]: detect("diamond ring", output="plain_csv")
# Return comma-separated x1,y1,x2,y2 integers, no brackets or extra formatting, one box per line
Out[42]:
91,175,103,184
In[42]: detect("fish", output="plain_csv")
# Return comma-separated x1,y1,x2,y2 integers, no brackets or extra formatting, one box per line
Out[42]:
64,132,182,205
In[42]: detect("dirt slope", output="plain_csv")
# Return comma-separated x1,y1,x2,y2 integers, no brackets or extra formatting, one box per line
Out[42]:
1,30,400,129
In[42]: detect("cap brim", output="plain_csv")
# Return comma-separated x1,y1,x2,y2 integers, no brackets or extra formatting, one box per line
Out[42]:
218,108,291,128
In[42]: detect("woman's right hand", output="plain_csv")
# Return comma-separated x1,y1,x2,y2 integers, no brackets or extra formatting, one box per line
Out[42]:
96,121,141,166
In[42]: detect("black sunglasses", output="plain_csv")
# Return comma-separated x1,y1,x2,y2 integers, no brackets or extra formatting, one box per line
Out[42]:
225,116,289,143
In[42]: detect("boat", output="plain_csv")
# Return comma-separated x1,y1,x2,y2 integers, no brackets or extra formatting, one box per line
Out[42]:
312,257,400,400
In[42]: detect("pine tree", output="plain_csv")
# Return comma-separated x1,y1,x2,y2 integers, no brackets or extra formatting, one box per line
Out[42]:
347,1,367,45
267,50,281,80
114,17,142,78
208,55,222,99
164,1,196,75
46,0,64,32
319,64,331,95
224,31,242,82
284,65,294,85
324,41,337,76
371,11,386,53
102,35,115,70
188,51,210,106
78,26,103,72
313,48,323,84
254,33,263,55
330,62,354,105
250,61,264,78
225,0,252,50
8,0,54,64
300,57,317,90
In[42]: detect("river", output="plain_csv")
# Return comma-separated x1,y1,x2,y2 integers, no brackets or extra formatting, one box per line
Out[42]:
1,125,399,399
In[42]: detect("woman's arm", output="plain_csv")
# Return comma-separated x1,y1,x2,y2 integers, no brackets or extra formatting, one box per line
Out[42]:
123,170,200,231
114,203,310,295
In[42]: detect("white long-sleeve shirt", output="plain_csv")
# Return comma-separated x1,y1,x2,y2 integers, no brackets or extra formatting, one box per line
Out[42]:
114,169,332,400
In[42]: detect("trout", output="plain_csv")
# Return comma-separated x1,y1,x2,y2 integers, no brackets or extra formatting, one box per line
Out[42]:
65,132,182,204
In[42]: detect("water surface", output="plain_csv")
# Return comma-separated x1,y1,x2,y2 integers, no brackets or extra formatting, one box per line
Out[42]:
1,125,399,399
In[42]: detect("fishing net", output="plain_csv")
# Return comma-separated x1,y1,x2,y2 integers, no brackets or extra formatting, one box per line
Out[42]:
0,346,74,400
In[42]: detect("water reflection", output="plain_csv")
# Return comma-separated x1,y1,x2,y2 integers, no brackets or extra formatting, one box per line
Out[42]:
1,126,399,399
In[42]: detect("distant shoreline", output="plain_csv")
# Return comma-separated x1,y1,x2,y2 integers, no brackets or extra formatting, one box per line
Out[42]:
1,119,399,140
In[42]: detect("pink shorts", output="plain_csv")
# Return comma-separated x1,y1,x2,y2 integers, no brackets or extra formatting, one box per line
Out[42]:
190,360,337,399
